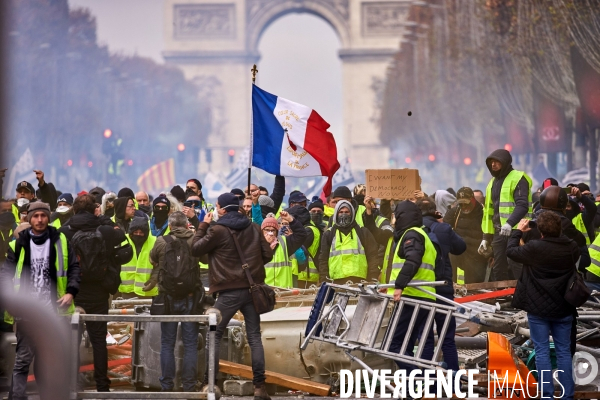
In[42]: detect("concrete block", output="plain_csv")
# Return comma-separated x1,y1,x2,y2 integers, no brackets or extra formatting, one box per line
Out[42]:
223,379,254,396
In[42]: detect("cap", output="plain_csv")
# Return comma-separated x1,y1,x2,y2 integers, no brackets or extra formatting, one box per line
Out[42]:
16,181,35,194
289,191,308,204
456,187,474,205
230,188,245,199
217,192,239,212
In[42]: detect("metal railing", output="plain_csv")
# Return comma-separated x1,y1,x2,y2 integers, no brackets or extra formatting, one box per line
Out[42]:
70,312,218,399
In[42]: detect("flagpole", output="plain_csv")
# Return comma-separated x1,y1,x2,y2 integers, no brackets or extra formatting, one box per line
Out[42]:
249,64,258,194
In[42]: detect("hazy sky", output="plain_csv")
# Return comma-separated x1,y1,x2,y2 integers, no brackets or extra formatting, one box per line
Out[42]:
67,0,344,145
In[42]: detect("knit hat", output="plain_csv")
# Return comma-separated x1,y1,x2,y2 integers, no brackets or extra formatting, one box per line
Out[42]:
258,195,275,208
261,217,279,231
217,193,240,212
153,195,171,209
170,185,186,203
27,202,51,222
117,187,135,199
288,191,308,205
308,198,324,211
332,186,352,200
57,193,74,205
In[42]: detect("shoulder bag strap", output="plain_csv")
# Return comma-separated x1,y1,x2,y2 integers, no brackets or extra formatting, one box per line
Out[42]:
227,228,256,286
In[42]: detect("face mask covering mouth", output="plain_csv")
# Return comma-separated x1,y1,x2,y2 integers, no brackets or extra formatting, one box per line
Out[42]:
310,211,323,226
56,206,71,214
16,198,29,208
138,204,152,215
212,209,220,222
337,213,353,227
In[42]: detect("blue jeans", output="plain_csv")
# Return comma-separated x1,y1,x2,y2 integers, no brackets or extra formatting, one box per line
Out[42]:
160,295,199,391
528,313,574,400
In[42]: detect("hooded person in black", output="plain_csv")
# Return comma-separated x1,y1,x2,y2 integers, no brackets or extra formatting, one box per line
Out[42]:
58,194,126,393
478,149,531,281
388,200,437,374
287,205,322,287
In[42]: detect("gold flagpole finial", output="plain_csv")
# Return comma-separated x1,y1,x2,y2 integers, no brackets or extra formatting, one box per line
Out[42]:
251,64,258,84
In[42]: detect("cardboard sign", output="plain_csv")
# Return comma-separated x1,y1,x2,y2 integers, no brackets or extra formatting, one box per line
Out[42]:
365,169,421,199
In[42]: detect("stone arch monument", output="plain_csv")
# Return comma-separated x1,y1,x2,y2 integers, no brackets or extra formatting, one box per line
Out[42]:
163,0,413,173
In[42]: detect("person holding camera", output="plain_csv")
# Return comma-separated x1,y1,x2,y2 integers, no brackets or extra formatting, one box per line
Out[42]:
59,193,128,393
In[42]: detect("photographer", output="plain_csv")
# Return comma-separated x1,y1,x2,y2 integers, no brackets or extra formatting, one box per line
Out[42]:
183,193,205,229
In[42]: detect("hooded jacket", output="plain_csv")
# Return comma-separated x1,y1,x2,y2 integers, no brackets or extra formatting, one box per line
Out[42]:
433,190,456,217
286,205,316,259
566,194,597,242
113,197,131,232
191,211,273,293
0,226,80,312
128,216,150,256
59,212,126,303
318,200,379,283
485,149,530,233
390,201,431,292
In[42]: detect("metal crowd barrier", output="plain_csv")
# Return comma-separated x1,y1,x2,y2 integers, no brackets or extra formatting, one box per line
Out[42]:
301,281,475,371
69,312,218,399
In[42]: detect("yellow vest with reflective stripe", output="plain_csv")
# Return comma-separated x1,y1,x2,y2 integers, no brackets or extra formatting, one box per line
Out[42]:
119,235,157,296
572,213,591,246
264,236,293,288
328,228,368,280
50,219,61,229
379,237,394,283
355,205,366,227
387,227,437,300
199,261,208,270
296,225,320,282
587,236,600,278
457,267,465,285
12,204,19,225
5,234,74,323
482,170,532,235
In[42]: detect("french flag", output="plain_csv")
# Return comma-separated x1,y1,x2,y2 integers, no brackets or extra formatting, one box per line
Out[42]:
251,85,340,196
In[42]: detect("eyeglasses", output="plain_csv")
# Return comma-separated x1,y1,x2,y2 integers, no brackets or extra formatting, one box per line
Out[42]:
126,204,135,209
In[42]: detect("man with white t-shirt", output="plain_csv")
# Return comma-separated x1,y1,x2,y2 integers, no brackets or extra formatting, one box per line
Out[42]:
0,201,80,400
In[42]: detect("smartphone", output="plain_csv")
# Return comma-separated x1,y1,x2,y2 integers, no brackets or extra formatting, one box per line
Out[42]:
563,187,572,194
280,226,290,235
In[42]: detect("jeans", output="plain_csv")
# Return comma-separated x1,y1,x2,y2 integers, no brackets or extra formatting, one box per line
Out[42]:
389,300,433,373
422,296,459,371
76,301,111,391
160,295,199,392
207,288,265,386
528,313,574,400
9,323,40,400
492,233,515,281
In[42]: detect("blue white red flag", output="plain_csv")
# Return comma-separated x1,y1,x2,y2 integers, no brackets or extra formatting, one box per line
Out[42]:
251,85,340,196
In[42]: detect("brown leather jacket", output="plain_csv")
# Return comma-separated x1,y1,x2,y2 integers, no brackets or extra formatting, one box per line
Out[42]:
191,215,273,293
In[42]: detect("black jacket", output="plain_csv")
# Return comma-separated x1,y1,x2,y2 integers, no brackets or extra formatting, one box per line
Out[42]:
260,175,286,217
59,212,126,303
566,195,597,242
36,181,59,212
507,230,578,318
423,215,466,296
0,226,80,312
444,201,487,261
525,208,586,247
486,149,530,232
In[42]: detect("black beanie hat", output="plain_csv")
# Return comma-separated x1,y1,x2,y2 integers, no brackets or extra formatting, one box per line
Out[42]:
217,193,240,212
170,185,186,203
117,187,135,199
128,216,150,236
230,188,245,199
332,186,352,200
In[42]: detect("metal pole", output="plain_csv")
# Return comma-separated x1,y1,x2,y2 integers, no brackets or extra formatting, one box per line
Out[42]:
70,312,81,400
207,312,217,400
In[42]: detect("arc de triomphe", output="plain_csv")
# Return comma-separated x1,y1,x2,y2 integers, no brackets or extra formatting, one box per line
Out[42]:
163,0,413,173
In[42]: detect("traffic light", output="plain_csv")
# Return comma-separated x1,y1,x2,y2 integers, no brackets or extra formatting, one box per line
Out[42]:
228,149,235,164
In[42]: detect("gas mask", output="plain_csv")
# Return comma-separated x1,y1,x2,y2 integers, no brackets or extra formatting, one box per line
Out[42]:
337,213,353,227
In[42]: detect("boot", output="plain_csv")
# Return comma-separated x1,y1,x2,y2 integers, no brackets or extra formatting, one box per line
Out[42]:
254,384,271,400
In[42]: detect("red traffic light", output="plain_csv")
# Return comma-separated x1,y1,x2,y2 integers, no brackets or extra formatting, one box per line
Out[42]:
103,129,112,139
87,161,93,168
463,157,472,165
67,159,73,167
428,154,436,162
228,149,235,157
177,143,186,152
405,157,411,164
127,160,133,166
504,143,512,152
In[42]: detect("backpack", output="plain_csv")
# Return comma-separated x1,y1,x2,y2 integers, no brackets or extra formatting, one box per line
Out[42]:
71,227,110,281
159,235,199,298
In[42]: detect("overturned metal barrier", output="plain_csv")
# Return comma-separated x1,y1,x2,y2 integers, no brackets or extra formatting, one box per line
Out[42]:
69,313,218,399
301,282,474,371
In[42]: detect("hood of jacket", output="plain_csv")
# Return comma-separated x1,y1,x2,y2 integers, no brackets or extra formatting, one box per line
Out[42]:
565,198,581,220
393,200,423,241
216,211,252,230
332,200,355,225
486,149,513,179
286,205,311,226
434,190,456,217
169,226,194,239
128,216,149,236
113,197,130,221
68,212,101,232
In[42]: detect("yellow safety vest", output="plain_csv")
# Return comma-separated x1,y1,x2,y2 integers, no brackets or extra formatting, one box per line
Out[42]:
328,228,368,280
199,261,208,270
119,235,158,296
12,204,19,225
295,225,321,283
482,170,532,235
572,213,591,246
50,219,61,229
388,227,437,301
587,237,600,278
374,215,394,284
5,234,74,323
457,268,465,285
355,205,366,227
264,236,293,288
